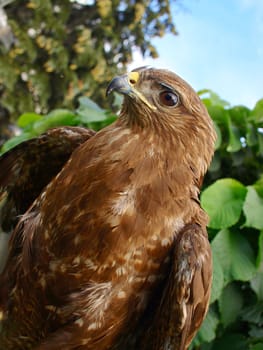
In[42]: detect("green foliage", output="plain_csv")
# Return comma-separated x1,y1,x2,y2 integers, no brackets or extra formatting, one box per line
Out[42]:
0,0,176,120
243,187,263,230
1,88,263,349
191,91,263,350
199,90,263,185
201,178,247,229
0,96,116,154
211,229,256,284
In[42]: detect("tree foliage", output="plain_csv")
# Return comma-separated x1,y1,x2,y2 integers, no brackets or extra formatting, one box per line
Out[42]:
0,0,176,120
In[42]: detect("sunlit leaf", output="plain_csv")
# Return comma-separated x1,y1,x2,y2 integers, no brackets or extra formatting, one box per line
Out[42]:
251,98,263,124
201,178,247,229
0,132,34,154
227,117,242,152
199,89,230,108
17,112,43,128
32,109,78,134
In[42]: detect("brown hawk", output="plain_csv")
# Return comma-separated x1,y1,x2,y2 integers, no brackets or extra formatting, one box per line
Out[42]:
0,67,216,349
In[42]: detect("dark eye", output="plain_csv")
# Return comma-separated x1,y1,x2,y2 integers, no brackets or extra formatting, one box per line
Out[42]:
159,91,179,107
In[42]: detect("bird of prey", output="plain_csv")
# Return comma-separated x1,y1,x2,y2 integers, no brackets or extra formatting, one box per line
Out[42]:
0,67,216,350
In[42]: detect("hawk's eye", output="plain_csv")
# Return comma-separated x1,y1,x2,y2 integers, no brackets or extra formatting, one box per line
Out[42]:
159,91,179,107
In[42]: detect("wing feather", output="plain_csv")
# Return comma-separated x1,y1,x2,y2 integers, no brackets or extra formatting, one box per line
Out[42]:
140,223,212,350
0,126,95,231
0,127,95,273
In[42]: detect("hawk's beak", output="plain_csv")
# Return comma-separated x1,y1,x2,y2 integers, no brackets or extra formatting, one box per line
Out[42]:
106,72,156,110
106,72,139,97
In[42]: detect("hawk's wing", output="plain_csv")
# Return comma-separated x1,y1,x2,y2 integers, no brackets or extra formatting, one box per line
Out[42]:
140,223,212,350
0,126,95,271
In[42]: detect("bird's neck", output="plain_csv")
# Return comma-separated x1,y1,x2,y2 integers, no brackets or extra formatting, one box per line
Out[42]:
111,121,205,200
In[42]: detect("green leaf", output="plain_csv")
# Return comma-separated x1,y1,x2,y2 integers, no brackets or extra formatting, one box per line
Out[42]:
250,231,263,300
250,343,263,350
218,282,243,327
78,96,103,111
246,123,258,147
251,270,263,301
199,89,230,108
258,132,263,156
32,109,78,134
76,96,108,123
213,121,222,150
0,132,34,154
209,152,221,173
201,178,247,229
226,117,242,152
212,229,257,283
249,325,263,340
228,105,250,131
251,98,263,124
210,248,224,303
17,112,43,128
243,187,263,230
1,109,80,154
241,301,263,324
206,105,229,128
256,230,263,268
192,307,219,346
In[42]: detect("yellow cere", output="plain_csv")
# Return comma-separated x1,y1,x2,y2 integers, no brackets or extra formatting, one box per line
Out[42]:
128,71,157,110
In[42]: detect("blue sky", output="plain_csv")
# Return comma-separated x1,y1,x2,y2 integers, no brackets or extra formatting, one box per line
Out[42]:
129,0,263,109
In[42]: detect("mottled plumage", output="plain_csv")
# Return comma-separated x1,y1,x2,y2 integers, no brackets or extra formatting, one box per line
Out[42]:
0,67,216,349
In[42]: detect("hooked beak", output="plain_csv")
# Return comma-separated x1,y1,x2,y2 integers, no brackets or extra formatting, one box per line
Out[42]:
106,71,139,97
106,71,156,110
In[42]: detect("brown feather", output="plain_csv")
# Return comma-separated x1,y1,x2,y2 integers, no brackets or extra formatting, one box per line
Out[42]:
0,126,95,232
139,224,212,350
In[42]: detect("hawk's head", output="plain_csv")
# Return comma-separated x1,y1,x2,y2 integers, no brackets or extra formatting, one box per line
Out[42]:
107,67,216,179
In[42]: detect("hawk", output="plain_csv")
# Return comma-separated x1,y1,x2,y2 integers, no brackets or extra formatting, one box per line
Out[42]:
0,67,216,349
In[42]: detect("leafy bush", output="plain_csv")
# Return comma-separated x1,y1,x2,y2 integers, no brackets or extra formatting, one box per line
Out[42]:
192,91,263,350
1,91,263,349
